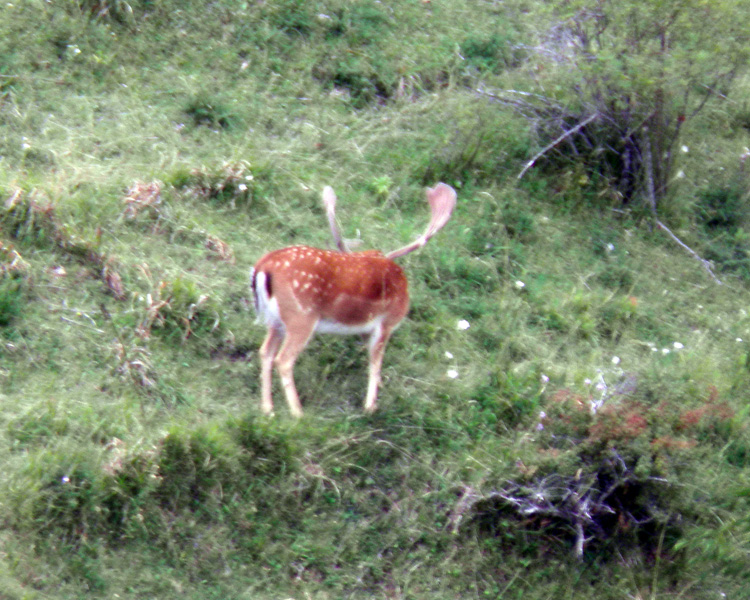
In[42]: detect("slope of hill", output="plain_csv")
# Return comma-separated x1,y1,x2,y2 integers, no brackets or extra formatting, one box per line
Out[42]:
1,1,750,598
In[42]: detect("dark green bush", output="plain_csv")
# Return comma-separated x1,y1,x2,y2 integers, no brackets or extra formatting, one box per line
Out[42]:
325,3,391,45
0,274,24,328
183,95,239,130
155,426,240,513
30,463,105,543
230,415,295,478
697,183,749,231
264,0,316,36
461,32,524,72
696,180,750,279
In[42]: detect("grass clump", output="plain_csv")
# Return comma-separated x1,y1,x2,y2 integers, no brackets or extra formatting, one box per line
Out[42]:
183,95,240,131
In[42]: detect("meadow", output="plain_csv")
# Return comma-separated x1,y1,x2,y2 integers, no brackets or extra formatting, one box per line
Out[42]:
2,1,750,598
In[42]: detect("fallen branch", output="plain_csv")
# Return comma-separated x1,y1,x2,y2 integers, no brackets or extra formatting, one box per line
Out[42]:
60,315,106,334
517,113,599,180
656,220,723,285
640,126,722,285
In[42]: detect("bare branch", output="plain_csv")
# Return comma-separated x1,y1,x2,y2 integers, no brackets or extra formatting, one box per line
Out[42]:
517,113,599,180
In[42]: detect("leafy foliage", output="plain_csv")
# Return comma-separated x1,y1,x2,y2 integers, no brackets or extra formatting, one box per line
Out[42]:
498,0,750,213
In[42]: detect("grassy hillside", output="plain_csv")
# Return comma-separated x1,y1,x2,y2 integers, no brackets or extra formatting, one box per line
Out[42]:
2,1,750,598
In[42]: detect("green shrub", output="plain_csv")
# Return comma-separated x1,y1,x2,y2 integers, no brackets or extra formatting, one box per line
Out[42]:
504,0,750,213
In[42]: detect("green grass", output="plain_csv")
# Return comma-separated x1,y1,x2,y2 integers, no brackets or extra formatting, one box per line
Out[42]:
2,0,750,598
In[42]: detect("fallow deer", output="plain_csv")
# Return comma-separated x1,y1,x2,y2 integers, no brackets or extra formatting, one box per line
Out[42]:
250,182,456,417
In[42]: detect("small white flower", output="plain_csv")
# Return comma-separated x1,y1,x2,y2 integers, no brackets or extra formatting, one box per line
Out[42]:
681,145,689,153
238,183,247,192
662,348,671,355
736,338,743,342
606,243,615,252
595,382,606,392
457,319,470,330
514,280,525,289
583,378,592,386
444,351,454,359
446,369,459,379
61,475,70,484
539,411,547,420
536,422,544,431
540,374,549,383
240,60,249,70
673,342,684,350
611,356,621,365
676,170,685,179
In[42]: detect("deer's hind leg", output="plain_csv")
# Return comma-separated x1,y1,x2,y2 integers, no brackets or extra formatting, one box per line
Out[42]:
259,326,284,415
274,317,317,418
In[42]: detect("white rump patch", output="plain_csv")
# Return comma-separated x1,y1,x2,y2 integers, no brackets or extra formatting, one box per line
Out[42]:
252,271,284,331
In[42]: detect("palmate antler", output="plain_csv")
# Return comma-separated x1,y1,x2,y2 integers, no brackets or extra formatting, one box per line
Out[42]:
322,183,457,258
386,183,457,259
